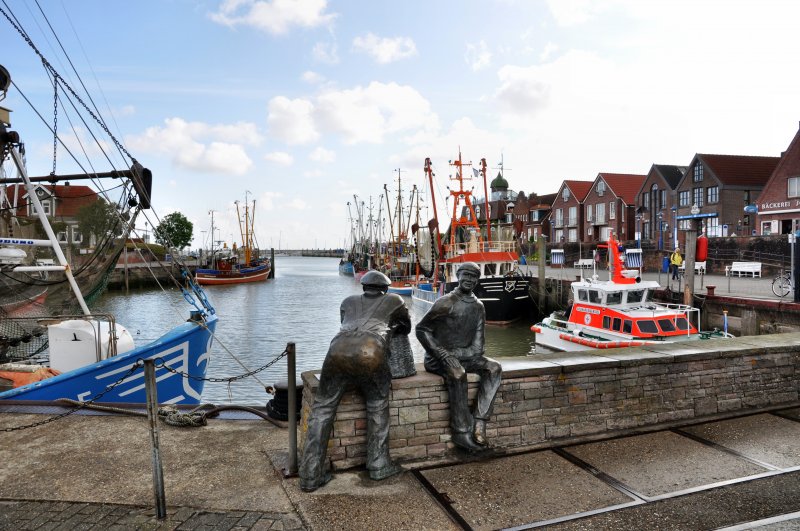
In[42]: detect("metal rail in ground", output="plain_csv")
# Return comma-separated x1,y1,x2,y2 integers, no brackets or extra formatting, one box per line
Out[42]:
410,407,800,530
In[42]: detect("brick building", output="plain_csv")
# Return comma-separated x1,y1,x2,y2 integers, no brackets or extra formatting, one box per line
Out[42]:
583,173,645,244
674,153,779,240
550,180,592,243
635,164,686,249
755,124,800,235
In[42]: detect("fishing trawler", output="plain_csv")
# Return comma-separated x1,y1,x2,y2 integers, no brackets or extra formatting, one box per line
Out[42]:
195,195,270,285
531,233,731,352
0,57,217,403
413,153,533,323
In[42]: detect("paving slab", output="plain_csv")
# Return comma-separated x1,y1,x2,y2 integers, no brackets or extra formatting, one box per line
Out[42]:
565,431,767,498
681,414,800,470
283,469,457,531
420,450,632,530
0,413,294,513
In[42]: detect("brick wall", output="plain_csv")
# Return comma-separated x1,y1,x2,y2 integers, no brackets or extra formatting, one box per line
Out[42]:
300,334,800,470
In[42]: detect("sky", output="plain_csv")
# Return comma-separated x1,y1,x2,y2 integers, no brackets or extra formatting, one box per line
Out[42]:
3,0,800,251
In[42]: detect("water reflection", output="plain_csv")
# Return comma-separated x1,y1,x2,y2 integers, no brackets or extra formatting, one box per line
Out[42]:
94,256,537,405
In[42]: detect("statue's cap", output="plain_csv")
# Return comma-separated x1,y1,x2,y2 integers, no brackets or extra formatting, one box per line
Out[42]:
456,262,480,276
360,270,391,287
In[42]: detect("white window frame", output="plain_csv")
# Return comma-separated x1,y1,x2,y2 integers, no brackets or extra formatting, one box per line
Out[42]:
609,201,616,220
788,176,800,198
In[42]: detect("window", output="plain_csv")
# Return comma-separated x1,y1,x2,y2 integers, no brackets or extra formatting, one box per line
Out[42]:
603,316,611,329
562,188,570,202
679,219,692,230
642,192,650,207
761,221,772,236
707,186,719,204
612,318,622,331
71,226,83,243
588,290,602,303
609,201,616,220
693,164,703,182
693,187,704,207
505,212,513,223
485,264,497,276
626,289,646,303
679,191,690,207
637,320,659,334
789,177,800,198
658,319,676,332
568,206,577,226
675,317,689,330
596,202,606,223
706,217,720,237
568,228,577,242
623,320,633,334
606,292,622,305
660,190,667,209
578,289,588,302
475,206,481,219
586,204,593,222
597,181,606,195
555,229,564,242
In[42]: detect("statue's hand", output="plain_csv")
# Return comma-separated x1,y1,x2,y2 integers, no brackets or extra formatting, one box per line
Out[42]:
442,355,462,370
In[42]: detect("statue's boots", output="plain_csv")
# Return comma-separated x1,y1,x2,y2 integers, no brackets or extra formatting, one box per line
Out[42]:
452,431,485,452
473,419,488,447
369,462,404,481
299,470,332,492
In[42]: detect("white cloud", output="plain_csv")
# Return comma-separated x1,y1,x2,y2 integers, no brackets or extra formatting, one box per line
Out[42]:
258,191,282,211
127,117,255,175
267,96,320,145
465,40,491,71
209,0,336,35
288,198,309,210
309,146,335,163
264,151,294,165
494,63,553,116
315,82,439,144
304,169,324,178
545,0,607,27
352,33,417,64
539,42,558,62
301,70,325,84
313,41,339,64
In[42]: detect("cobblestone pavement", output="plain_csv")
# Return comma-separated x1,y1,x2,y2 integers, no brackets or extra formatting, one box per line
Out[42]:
0,500,305,530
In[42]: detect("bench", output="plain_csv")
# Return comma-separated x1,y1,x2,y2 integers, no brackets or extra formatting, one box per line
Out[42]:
678,261,706,275
726,262,762,277
574,258,594,269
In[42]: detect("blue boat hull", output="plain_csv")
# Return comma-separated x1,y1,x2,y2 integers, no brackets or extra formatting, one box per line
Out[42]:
0,313,218,404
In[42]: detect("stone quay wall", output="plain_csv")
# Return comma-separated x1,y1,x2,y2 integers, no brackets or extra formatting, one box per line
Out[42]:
299,333,800,471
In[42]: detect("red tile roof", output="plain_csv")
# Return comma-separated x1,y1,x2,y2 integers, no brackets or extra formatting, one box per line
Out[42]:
598,173,647,204
563,180,593,202
10,184,98,217
699,154,780,187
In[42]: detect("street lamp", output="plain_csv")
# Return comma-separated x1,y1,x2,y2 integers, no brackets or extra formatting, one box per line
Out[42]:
658,212,663,250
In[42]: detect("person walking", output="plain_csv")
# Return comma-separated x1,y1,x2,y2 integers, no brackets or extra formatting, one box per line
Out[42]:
670,247,683,280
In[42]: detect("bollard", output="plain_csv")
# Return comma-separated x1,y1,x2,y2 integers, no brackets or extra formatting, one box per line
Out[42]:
285,342,298,477
143,359,167,519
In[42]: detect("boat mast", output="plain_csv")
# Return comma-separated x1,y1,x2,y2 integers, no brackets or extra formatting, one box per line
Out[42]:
209,209,216,268
424,157,442,252
480,157,491,245
448,150,483,251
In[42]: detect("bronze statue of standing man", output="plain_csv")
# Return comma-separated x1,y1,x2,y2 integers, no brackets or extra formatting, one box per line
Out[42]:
416,262,502,452
299,270,410,491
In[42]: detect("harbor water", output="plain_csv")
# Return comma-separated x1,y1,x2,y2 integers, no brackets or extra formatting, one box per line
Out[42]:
93,256,537,406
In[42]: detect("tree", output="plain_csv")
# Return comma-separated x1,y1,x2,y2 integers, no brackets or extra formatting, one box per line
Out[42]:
154,212,193,250
75,198,123,246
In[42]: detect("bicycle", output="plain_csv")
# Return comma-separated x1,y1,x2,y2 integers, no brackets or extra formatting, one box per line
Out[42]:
771,270,794,297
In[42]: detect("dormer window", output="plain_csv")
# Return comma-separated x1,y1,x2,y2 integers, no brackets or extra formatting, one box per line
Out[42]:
562,188,570,202
597,181,605,196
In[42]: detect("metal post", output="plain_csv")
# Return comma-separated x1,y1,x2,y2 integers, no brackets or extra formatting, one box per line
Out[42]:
143,359,167,519
124,245,129,293
286,342,298,476
794,237,800,303
684,221,697,306
537,236,546,312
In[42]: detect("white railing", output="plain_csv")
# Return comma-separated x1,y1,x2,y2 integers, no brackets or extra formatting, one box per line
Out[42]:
444,240,518,255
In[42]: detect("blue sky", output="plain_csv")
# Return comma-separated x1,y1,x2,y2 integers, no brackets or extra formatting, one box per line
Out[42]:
3,0,800,250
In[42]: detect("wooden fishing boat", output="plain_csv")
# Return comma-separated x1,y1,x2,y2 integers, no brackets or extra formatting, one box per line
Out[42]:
196,194,270,285
531,233,731,352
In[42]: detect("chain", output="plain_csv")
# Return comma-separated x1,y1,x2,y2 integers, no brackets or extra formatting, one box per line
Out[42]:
51,75,58,176
2,360,143,432
155,348,289,383
0,5,135,163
